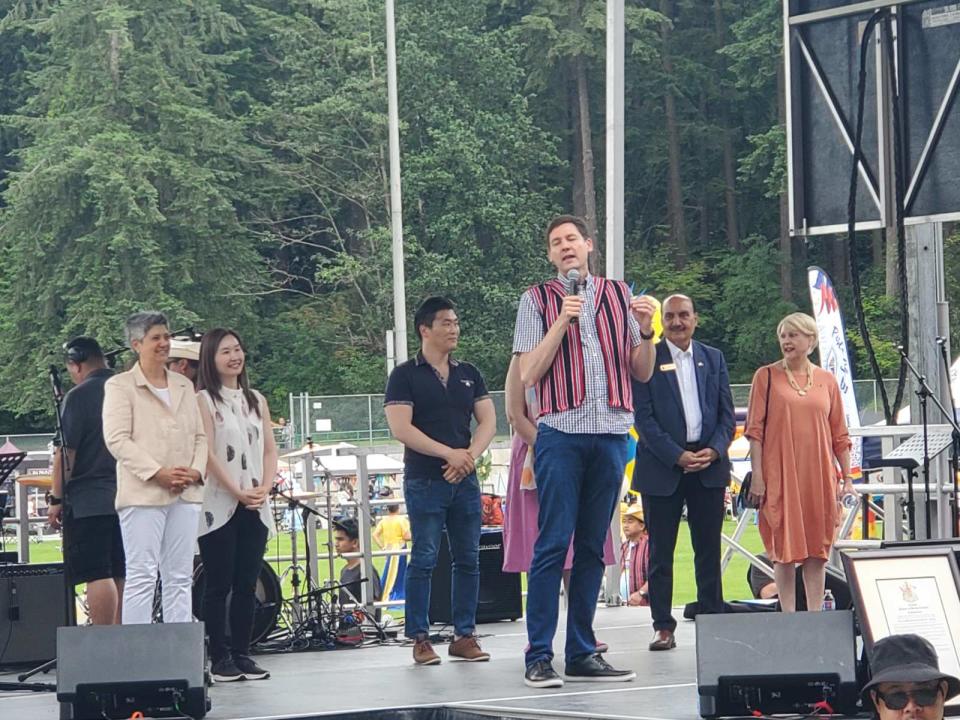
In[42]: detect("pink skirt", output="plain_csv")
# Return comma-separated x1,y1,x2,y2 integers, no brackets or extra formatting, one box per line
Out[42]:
502,434,615,572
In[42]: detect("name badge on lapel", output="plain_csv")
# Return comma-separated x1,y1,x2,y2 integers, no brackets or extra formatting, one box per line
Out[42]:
660,363,677,372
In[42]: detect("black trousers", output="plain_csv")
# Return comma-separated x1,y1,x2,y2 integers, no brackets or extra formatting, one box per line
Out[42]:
197,504,269,661
642,473,726,632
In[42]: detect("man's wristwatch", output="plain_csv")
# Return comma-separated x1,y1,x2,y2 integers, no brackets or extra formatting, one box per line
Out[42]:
47,493,62,506
639,328,655,340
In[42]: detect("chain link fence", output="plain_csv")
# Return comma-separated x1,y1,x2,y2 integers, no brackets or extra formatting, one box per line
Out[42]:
285,378,904,448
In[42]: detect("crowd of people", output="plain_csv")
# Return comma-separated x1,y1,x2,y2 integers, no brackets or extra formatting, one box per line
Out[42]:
48,212,949,704
51,315,276,683
384,213,864,690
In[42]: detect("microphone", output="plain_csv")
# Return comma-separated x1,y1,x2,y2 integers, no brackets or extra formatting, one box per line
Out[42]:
567,269,581,325
49,365,64,402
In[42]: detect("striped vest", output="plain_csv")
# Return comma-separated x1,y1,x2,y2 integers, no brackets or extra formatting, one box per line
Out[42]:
528,276,634,417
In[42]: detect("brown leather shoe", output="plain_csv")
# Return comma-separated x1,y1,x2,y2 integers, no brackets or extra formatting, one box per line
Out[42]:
448,635,491,662
649,630,676,651
413,637,441,665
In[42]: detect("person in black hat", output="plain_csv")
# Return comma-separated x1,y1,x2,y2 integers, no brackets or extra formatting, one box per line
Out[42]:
863,634,960,720
49,336,124,625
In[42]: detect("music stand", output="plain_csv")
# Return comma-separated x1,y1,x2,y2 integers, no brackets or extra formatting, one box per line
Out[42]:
877,433,954,540
0,441,26,557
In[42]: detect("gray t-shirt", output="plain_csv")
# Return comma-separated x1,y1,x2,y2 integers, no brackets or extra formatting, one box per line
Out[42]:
60,369,118,517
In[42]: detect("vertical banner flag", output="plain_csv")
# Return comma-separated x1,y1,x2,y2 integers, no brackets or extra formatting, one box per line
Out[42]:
808,266,862,478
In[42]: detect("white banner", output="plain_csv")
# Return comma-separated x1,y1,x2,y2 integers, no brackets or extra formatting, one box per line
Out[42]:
808,266,863,476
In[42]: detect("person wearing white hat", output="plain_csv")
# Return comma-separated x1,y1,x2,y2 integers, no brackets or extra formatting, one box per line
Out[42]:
167,337,201,389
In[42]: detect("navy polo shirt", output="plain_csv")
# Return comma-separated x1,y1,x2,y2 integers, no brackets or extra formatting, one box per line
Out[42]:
384,353,489,480
60,368,118,517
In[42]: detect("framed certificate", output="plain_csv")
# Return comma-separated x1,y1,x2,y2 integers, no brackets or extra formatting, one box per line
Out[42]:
843,547,960,711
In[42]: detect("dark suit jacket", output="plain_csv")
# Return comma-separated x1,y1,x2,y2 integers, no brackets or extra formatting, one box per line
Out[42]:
632,340,735,497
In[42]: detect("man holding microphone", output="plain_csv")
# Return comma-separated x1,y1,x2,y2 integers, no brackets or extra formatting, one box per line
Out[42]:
513,215,657,688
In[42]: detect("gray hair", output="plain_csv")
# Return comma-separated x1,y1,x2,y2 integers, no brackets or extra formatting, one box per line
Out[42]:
124,311,169,349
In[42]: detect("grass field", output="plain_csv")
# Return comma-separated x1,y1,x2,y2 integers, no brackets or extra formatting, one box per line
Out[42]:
7,517,766,611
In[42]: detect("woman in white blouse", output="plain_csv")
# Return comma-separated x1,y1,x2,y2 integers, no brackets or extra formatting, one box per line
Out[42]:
196,328,277,682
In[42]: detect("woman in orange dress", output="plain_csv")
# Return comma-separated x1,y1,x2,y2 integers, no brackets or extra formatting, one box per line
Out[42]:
745,312,852,612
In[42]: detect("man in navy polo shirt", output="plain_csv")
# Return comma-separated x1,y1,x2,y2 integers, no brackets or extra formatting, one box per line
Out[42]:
48,336,124,625
384,296,497,666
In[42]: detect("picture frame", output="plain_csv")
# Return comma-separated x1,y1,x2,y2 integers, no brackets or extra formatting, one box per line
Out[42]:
843,547,960,711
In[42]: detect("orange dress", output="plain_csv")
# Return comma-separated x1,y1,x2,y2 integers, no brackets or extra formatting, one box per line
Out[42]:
744,363,851,564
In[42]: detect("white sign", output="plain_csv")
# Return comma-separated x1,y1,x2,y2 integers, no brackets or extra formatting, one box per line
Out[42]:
314,419,332,432
808,266,863,476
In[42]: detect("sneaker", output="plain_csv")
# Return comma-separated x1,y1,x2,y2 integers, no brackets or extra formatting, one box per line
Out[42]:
210,657,244,683
234,654,270,681
448,635,491,662
564,653,636,683
413,636,441,665
595,640,609,654
525,659,564,689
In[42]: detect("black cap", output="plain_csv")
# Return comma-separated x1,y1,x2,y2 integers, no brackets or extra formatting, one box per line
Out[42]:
64,336,104,364
333,517,358,541
863,634,960,700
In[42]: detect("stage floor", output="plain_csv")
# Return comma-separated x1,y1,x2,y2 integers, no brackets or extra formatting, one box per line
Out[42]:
0,606,702,720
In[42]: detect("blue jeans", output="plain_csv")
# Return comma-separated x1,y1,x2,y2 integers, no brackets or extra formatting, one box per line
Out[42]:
403,472,481,639
525,425,628,666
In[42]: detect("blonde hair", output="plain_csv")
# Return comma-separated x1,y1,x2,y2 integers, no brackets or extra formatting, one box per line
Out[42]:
777,312,818,354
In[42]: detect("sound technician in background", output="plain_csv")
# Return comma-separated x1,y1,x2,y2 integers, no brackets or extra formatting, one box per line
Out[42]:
48,336,124,625
513,214,656,688
166,336,201,389
384,296,497,666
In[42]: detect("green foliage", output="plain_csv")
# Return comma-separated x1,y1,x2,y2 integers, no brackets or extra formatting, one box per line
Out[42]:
0,0,923,433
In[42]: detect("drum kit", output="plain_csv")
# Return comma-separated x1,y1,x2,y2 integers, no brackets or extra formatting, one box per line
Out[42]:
172,483,391,653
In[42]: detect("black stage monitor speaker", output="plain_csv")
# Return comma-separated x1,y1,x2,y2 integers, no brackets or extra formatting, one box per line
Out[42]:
430,527,522,625
57,623,210,720
0,562,68,666
696,610,859,718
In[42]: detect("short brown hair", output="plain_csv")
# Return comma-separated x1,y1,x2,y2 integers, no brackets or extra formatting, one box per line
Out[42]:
545,215,590,244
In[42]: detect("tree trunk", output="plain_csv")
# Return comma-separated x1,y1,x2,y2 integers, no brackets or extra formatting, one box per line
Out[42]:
698,92,709,248
661,0,687,268
574,54,601,271
776,60,792,300
571,77,586,220
714,0,739,250
832,235,849,286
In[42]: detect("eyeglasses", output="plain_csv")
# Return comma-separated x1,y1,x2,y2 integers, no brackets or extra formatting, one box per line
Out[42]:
876,684,943,710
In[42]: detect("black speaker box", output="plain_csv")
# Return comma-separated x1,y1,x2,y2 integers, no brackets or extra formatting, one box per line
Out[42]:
430,527,522,625
696,610,859,718
0,562,68,666
57,623,209,719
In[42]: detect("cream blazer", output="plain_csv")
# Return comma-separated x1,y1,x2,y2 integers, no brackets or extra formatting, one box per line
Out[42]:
103,363,208,509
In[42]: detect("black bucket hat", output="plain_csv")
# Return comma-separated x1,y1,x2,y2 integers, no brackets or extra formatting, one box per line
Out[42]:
862,634,960,701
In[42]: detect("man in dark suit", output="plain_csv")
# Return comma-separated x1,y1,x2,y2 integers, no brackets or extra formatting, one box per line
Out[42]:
632,294,735,651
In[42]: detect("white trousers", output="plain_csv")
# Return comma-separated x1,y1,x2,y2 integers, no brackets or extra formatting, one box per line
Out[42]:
119,501,200,624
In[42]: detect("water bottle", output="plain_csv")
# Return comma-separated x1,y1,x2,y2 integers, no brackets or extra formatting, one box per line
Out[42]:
822,589,836,611
841,491,859,510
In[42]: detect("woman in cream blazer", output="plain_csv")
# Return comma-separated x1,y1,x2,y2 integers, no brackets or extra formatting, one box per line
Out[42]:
103,311,208,624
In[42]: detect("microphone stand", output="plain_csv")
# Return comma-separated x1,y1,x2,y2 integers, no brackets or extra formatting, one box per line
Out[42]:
898,346,960,539
937,338,960,537
2,368,72,692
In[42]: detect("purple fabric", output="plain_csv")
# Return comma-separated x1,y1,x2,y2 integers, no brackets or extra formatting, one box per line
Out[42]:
502,433,615,573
